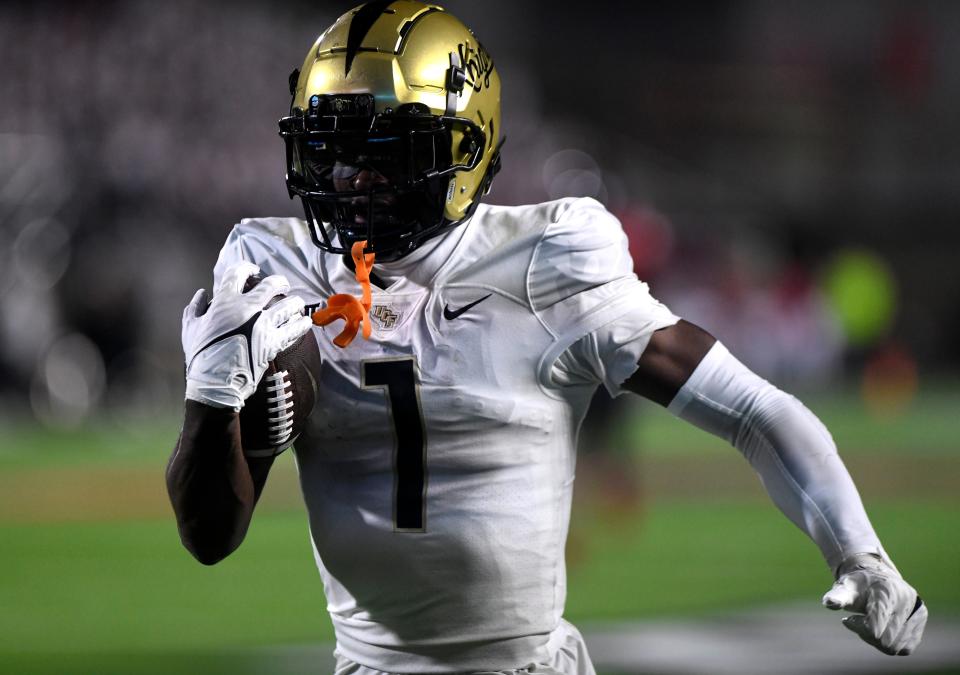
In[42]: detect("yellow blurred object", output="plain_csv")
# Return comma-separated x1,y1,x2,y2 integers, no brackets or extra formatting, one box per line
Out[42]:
822,249,897,347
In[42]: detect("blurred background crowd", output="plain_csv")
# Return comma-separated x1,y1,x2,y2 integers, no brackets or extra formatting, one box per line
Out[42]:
2,0,958,429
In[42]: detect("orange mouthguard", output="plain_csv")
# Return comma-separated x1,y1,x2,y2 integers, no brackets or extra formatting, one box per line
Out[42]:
311,241,375,348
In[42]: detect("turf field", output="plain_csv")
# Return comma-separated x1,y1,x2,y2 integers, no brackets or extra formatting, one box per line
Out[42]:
0,388,957,674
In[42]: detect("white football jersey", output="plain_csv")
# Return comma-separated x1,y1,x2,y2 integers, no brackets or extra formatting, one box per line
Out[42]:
212,197,678,673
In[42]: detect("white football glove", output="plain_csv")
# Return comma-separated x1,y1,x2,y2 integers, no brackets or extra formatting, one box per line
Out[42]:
822,552,927,655
182,261,314,411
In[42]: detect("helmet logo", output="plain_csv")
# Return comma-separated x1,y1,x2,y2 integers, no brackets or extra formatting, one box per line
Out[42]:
457,42,494,92
446,178,456,203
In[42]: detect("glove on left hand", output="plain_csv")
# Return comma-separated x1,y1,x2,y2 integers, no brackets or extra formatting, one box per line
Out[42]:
822,552,927,656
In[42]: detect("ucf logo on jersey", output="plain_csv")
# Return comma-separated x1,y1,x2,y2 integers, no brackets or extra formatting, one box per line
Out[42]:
371,305,402,331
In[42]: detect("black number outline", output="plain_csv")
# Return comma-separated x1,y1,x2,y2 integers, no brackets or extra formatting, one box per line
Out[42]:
361,357,428,532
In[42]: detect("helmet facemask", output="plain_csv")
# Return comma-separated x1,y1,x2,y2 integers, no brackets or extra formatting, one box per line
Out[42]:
280,94,485,262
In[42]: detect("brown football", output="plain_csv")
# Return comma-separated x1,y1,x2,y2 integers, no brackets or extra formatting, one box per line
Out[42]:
237,274,322,457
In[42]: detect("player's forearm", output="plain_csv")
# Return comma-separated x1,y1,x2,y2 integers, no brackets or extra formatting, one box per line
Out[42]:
667,342,883,571
165,400,256,565
729,390,881,572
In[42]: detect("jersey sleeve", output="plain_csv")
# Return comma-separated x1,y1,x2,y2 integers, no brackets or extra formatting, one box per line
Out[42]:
528,198,678,395
211,217,318,290
211,224,254,288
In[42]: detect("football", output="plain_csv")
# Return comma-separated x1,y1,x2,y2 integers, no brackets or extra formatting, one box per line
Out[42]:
238,274,322,457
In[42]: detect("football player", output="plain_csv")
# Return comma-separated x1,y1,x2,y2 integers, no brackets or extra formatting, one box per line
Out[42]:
167,2,927,673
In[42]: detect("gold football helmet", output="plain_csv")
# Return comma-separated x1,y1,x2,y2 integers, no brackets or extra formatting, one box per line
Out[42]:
279,0,503,261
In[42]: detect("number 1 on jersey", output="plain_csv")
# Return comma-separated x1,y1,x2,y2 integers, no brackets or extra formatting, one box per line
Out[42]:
361,358,427,532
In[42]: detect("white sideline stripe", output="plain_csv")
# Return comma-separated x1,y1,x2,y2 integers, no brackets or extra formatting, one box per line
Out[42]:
246,604,960,675
581,604,960,675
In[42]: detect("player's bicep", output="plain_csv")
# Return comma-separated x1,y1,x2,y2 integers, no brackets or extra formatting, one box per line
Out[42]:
623,319,717,406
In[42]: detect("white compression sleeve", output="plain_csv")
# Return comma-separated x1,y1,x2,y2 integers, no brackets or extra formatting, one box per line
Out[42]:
667,342,884,572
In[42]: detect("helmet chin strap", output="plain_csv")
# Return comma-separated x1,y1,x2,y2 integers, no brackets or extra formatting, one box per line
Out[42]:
445,50,466,116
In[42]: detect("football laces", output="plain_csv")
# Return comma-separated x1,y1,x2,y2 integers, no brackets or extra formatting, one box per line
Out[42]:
264,370,295,447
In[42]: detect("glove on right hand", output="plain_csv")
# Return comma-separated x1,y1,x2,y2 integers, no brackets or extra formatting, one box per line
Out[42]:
182,261,313,411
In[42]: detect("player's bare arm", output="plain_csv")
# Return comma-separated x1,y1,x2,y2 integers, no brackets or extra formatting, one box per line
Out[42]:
625,319,928,656
166,403,275,564
166,261,313,564
625,319,716,406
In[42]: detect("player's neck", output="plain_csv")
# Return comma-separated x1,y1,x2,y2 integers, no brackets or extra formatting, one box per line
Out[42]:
374,223,468,288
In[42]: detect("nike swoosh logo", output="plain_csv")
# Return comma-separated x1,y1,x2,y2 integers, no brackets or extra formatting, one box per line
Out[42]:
443,293,492,320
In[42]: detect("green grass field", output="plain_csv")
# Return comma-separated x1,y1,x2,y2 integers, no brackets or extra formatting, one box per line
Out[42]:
0,388,957,674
